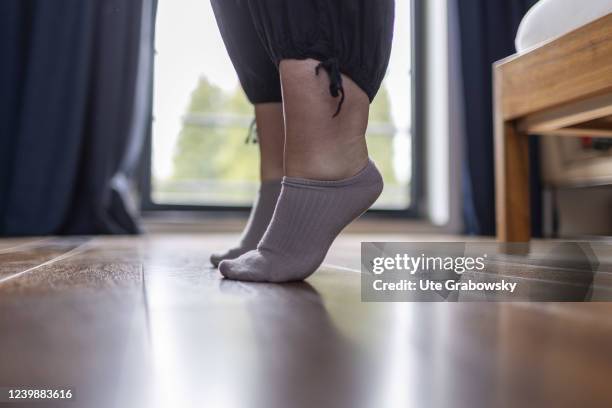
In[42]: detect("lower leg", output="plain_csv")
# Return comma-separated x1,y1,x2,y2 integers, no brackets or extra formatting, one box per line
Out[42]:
281,59,370,180
219,59,383,282
210,103,284,267
256,103,285,181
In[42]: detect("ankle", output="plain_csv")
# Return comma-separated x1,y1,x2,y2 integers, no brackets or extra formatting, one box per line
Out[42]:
286,145,369,180
260,167,284,181
287,160,367,180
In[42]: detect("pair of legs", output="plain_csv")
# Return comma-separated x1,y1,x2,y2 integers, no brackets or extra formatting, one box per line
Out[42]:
210,0,394,282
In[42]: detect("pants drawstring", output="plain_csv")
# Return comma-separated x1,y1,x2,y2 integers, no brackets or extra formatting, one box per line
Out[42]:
315,58,345,118
244,117,258,144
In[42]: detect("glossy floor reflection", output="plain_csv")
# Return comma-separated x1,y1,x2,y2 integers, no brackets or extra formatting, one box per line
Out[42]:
0,234,611,407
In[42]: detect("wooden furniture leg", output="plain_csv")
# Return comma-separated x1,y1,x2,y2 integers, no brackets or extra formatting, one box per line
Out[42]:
495,119,531,242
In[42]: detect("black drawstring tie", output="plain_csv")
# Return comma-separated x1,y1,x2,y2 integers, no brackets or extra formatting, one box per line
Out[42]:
315,58,345,118
244,117,258,144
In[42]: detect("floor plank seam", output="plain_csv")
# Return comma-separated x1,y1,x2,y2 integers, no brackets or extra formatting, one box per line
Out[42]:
323,263,360,273
0,240,92,286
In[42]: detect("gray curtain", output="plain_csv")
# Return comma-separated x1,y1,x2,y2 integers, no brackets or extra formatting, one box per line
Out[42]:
456,0,542,237
0,0,156,235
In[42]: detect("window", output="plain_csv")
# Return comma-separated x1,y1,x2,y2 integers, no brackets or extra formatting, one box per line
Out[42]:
145,0,420,213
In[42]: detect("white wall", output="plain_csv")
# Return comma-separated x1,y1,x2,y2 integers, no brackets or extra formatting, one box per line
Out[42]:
423,0,463,232
424,0,449,226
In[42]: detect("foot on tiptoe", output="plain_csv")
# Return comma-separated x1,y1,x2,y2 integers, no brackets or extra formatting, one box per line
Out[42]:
210,179,281,267
219,160,383,282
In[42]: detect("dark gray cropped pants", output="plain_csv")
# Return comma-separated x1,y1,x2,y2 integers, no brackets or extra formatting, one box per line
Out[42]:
210,0,395,113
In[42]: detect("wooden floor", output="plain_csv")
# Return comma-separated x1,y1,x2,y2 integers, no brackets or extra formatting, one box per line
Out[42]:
1,234,612,408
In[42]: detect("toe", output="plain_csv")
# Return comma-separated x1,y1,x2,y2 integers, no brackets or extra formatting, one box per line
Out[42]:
218,259,239,280
218,253,266,282
210,253,223,267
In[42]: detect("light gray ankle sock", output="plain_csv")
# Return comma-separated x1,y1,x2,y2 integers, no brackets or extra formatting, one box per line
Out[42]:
219,160,383,282
210,179,281,267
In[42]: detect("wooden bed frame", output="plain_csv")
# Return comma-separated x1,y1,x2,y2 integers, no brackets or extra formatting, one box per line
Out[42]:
494,12,612,242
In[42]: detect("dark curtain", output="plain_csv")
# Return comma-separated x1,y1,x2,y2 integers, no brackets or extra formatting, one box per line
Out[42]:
0,0,155,236
456,0,542,237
